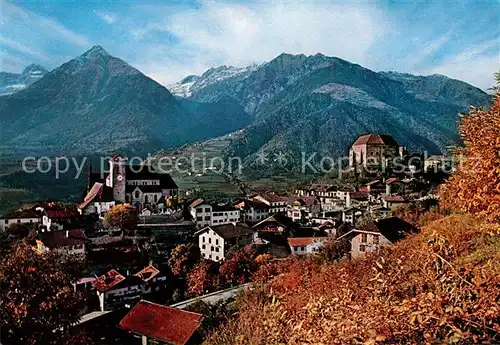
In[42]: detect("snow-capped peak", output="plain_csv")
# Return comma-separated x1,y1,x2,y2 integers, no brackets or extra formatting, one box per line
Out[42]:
167,63,259,98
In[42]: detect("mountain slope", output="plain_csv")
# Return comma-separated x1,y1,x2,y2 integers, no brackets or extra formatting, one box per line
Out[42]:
172,53,490,168
0,64,47,95
0,46,250,155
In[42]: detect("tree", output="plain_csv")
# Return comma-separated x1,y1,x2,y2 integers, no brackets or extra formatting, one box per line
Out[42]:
0,245,86,345
317,237,351,261
168,244,201,278
219,245,257,287
187,260,220,297
440,73,500,222
104,203,137,230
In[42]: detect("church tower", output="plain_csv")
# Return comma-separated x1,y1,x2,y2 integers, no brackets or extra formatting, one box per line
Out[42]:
107,154,126,203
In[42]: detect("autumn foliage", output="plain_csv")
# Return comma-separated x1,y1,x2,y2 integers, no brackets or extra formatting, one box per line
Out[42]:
187,260,220,296
0,245,86,345
104,203,137,230
206,214,500,345
168,243,202,278
440,78,500,222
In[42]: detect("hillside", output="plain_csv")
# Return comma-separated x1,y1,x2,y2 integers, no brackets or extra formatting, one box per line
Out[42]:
0,64,47,95
170,53,490,168
206,214,500,344
0,46,250,156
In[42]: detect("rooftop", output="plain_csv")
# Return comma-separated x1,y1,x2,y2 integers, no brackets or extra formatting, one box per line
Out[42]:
2,209,40,219
352,134,399,147
288,237,329,247
383,195,407,202
38,230,89,248
201,223,254,240
92,269,125,292
118,300,203,345
135,265,160,282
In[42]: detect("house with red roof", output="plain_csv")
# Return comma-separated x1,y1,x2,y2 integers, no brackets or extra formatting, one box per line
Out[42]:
347,192,369,208
382,195,408,210
119,300,203,345
385,177,407,194
287,237,329,255
39,203,82,231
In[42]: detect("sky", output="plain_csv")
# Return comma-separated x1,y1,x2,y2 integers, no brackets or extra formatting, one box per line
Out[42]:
1,0,499,90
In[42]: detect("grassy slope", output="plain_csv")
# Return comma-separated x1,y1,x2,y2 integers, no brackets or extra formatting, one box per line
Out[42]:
207,214,500,344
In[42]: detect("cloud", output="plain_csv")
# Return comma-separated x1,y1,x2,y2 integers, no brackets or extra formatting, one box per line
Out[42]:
2,1,90,47
95,11,119,24
0,0,91,72
131,1,387,84
0,37,50,61
406,30,454,69
420,46,498,91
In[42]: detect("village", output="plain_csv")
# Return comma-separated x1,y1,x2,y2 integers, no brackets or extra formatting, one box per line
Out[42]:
0,133,453,344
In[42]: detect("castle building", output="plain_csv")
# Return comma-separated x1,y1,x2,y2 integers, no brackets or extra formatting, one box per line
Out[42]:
80,155,178,214
348,134,404,169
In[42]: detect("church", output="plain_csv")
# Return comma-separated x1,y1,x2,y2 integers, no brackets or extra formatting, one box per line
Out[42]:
348,134,405,170
79,155,178,214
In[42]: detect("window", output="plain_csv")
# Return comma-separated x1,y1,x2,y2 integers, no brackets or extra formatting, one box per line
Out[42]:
211,246,214,251
197,216,202,221
204,208,210,213
360,244,367,252
361,233,367,243
216,247,219,252
209,238,211,243
17,219,21,223
373,235,379,244
202,236,205,243
202,244,206,249
216,256,219,261
204,216,210,221
216,239,219,245
301,246,305,251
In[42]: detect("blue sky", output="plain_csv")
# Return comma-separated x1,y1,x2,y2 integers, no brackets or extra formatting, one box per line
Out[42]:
1,0,498,90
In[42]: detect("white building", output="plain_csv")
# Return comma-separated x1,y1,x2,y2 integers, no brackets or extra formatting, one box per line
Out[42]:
286,196,321,223
196,223,255,262
287,237,329,255
234,199,270,222
336,217,418,258
251,194,288,214
189,200,240,229
0,209,40,232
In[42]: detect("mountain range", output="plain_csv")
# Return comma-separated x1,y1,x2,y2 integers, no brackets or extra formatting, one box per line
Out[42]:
169,53,490,168
0,64,47,95
0,47,490,163
0,46,249,156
